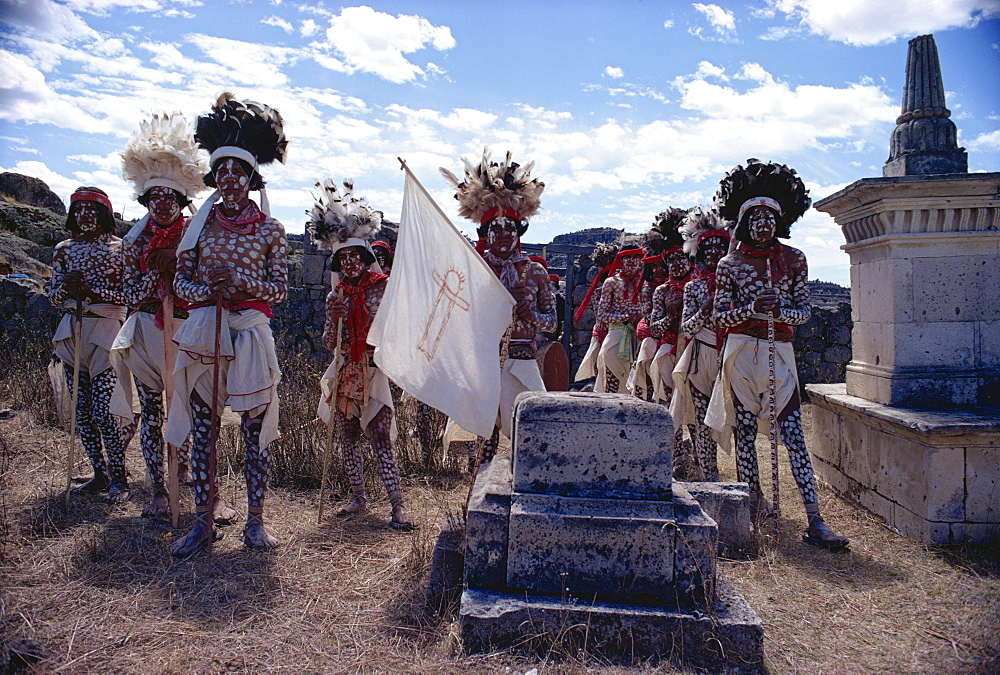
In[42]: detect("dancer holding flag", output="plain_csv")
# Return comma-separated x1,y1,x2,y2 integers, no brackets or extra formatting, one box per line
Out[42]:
165,93,288,555
50,187,130,502
309,180,414,530
438,150,556,457
706,159,848,549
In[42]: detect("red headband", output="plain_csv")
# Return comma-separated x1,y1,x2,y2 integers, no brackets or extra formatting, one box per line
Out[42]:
641,253,663,265
371,240,393,255
481,207,522,226
697,229,730,245
529,255,547,268
614,248,644,265
70,189,113,214
664,245,684,256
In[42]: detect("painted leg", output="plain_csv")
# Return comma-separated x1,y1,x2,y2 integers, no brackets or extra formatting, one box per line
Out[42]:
336,411,368,516
692,389,718,481
733,396,765,516
367,406,416,530
90,370,130,503
68,369,109,493
777,402,849,549
170,394,218,556
135,380,169,518
605,369,620,394
242,411,278,549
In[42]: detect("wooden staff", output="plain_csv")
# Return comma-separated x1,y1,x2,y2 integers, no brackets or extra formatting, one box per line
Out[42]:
161,289,180,527
765,258,781,537
206,294,224,554
317,286,344,524
64,297,84,510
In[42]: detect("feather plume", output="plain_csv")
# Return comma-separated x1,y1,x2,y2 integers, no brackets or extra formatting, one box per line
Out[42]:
439,147,544,226
121,113,208,199
647,207,687,253
714,158,810,234
681,206,727,257
195,92,288,167
307,179,383,250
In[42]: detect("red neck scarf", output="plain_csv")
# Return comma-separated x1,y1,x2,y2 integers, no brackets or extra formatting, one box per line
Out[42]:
139,215,185,273
736,240,788,284
336,270,389,362
211,202,266,235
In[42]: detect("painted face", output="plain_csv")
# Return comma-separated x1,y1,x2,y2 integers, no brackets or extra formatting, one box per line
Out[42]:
746,205,778,244
487,216,519,256
373,247,390,271
700,236,728,271
621,255,642,276
666,249,689,278
214,158,251,211
73,201,101,234
336,247,366,280
147,186,182,227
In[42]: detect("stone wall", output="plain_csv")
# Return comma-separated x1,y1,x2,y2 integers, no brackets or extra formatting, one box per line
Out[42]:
0,277,61,349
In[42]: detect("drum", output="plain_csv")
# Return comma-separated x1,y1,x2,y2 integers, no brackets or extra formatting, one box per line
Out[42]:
535,340,570,391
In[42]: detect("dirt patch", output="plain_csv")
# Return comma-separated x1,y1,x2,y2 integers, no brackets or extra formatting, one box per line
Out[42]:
1,357,997,673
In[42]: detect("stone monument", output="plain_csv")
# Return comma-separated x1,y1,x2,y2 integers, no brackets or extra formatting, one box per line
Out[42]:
460,391,763,669
808,35,999,545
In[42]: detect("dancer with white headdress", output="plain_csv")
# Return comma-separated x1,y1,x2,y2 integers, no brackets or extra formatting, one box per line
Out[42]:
310,180,415,530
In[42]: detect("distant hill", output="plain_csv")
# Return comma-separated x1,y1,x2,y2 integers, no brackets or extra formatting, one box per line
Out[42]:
551,227,624,248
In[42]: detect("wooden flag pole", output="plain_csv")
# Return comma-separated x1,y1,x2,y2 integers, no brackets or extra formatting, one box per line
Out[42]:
64,297,85,510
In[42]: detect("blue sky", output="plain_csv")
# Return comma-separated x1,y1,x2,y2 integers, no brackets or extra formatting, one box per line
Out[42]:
1,0,998,286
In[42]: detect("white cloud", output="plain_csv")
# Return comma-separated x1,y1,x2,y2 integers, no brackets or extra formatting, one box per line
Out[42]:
690,3,738,42
663,19,675,29
967,128,1000,151
604,66,624,79
187,33,300,87
0,0,99,42
300,19,319,37
694,60,728,80
262,15,294,33
316,6,455,83
771,0,1000,46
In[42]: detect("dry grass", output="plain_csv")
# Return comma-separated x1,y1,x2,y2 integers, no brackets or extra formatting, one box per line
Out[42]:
1,354,998,674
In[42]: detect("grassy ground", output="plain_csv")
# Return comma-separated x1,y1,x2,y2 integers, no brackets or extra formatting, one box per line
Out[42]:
1,351,998,674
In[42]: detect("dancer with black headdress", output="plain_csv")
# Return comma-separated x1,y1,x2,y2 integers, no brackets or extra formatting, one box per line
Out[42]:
165,93,288,555
706,159,848,549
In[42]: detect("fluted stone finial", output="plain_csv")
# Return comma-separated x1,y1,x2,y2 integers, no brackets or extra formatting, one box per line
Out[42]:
884,34,968,177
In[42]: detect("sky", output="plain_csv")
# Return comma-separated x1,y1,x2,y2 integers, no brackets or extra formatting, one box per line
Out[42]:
1,0,998,286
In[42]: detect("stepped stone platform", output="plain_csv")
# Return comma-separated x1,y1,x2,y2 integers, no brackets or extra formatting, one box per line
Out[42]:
459,392,763,670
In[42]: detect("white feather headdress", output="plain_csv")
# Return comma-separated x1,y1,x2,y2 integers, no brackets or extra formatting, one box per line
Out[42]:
681,206,729,257
121,113,208,200
306,179,383,254
440,148,544,234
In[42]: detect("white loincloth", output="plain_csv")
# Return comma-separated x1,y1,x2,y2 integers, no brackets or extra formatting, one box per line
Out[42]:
498,358,545,438
52,301,127,376
650,340,680,404
164,306,281,449
705,333,799,455
594,326,631,392
52,301,132,426
109,310,182,420
669,327,719,429
317,359,395,434
573,335,602,382
627,336,658,397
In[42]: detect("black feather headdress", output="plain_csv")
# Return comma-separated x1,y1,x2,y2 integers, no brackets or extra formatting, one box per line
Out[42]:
195,92,288,172
440,148,544,238
714,158,810,239
648,207,687,253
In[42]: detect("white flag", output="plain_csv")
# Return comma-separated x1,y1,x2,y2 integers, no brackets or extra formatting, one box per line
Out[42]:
368,163,515,438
